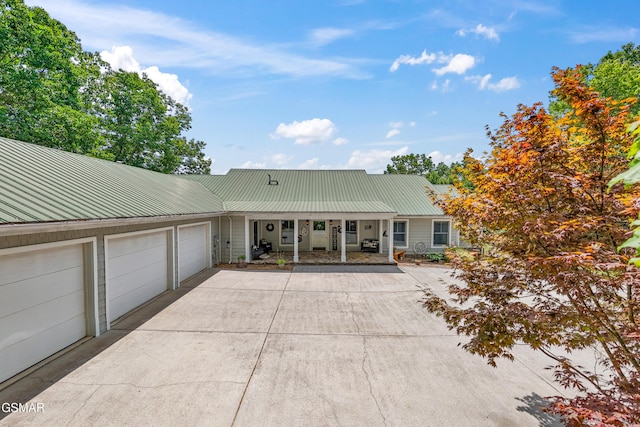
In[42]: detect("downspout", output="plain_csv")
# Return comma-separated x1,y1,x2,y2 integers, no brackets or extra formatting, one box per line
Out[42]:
218,216,221,265
228,216,233,264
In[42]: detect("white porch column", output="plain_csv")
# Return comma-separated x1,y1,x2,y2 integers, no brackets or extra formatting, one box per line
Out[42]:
293,219,299,263
378,219,384,254
340,218,346,263
388,217,395,263
244,217,251,262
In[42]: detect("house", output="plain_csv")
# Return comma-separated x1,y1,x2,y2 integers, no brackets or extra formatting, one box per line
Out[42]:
186,169,458,264
0,137,459,385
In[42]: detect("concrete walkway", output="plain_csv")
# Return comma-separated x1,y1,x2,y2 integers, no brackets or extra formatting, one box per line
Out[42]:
1,265,566,426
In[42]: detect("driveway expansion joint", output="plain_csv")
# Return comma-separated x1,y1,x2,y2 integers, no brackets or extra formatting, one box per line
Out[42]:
230,271,293,426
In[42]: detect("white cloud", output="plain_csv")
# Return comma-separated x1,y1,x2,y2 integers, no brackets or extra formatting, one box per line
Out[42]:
239,161,267,169
100,45,139,71
390,50,436,72
26,0,367,79
386,129,401,139
391,50,476,76
299,158,319,169
333,137,349,146
272,118,337,145
427,151,464,164
433,54,476,76
143,66,192,105
466,74,521,92
297,158,333,169
101,46,192,105
457,24,500,41
346,146,409,172
385,121,417,138
568,26,639,43
310,27,355,46
490,76,521,92
431,79,452,92
271,153,292,165
467,74,492,90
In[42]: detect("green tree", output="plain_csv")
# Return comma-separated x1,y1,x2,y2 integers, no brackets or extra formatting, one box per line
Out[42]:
91,70,197,173
385,153,461,184
550,43,640,117
0,0,211,174
0,0,101,153
385,153,435,176
175,137,212,174
424,67,640,424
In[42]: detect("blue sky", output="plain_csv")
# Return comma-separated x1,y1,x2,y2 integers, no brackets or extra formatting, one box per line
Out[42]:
26,0,640,174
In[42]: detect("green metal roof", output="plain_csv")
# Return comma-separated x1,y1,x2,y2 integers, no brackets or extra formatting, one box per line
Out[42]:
187,169,442,216
0,139,446,225
0,137,224,224
432,184,454,194
224,200,395,213
367,175,445,216
188,169,396,213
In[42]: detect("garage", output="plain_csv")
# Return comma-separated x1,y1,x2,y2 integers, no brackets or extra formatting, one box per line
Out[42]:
0,239,95,384
105,228,173,326
178,222,210,283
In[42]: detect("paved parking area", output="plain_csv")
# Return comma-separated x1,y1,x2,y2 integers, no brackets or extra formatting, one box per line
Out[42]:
0,265,567,426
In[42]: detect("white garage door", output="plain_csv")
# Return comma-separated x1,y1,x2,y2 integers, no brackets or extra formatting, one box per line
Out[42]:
0,242,87,383
106,230,169,324
178,223,209,282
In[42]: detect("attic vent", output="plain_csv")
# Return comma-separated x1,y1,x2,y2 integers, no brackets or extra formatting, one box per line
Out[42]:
268,174,279,185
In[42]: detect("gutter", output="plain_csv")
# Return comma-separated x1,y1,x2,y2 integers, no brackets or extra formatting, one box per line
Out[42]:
228,216,233,264
0,212,225,237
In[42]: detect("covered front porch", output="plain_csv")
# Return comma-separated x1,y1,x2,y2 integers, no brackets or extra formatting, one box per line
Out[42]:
243,214,397,264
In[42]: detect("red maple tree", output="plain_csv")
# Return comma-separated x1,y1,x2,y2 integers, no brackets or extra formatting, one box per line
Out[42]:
424,67,640,425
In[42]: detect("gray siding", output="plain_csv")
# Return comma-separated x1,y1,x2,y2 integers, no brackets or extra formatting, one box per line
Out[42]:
407,218,430,255
219,215,246,263
395,217,461,255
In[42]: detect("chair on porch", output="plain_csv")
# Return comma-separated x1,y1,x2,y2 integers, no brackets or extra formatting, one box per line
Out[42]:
360,239,379,253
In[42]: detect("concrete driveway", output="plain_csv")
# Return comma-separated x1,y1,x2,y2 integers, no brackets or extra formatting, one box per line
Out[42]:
0,265,566,426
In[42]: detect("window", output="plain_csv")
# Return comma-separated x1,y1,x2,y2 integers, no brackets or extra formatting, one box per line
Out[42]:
433,221,450,246
281,220,294,244
393,221,407,247
345,220,357,245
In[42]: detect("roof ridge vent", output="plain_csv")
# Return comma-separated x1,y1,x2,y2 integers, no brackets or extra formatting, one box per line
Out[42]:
268,174,279,185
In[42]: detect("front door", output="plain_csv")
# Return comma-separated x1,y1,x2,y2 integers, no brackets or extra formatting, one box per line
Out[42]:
311,220,328,250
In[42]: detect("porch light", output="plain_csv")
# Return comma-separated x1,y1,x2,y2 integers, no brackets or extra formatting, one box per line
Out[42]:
329,220,333,225
305,220,309,225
